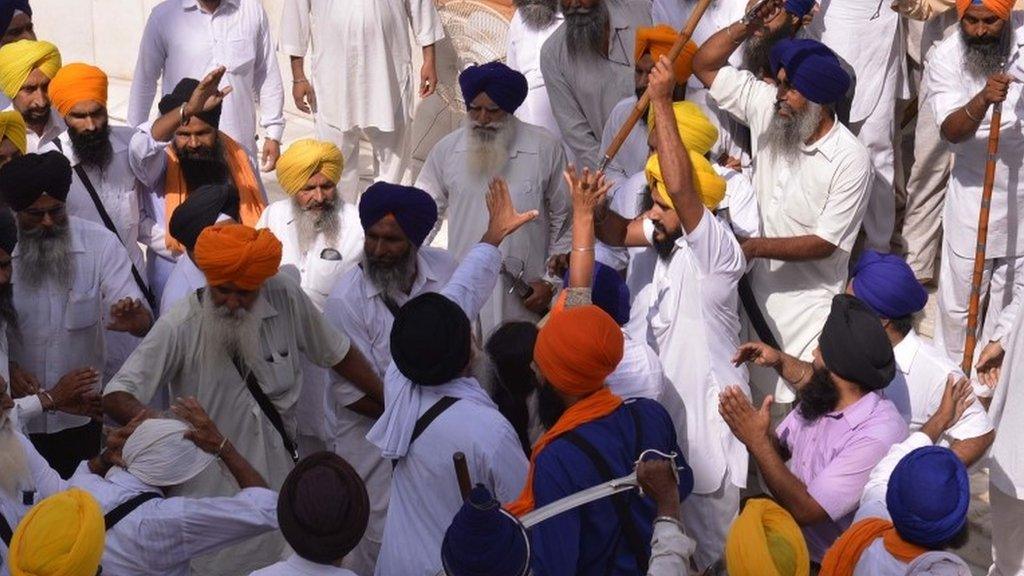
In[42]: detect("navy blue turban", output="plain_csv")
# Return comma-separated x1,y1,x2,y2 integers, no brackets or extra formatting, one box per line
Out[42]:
562,262,631,326
887,446,970,548
785,0,815,18
819,294,895,391
392,292,471,386
459,62,529,114
852,250,928,320
0,0,30,34
359,182,438,248
158,78,222,129
769,39,851,105
441,484,530,576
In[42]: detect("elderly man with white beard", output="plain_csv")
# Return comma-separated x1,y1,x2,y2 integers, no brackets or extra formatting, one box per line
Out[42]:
416,62,571,338
506,0,566,149
102,223,383,576
693,9,872,414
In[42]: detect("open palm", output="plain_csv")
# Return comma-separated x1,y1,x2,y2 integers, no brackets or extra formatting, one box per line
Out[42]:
485,178,538,242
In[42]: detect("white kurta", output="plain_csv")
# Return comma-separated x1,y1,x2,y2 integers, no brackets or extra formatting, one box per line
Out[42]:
416,119,572,339
159,254,206,316
506,10,565,146
250,554,359,576
278,0,444,134
0,432,67,575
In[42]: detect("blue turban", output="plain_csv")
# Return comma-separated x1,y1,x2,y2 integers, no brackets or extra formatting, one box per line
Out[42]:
562,262,631,326
785,0,815,17
886,446,969,549
852,250,928,319
0,0,30,34
769,39,851,105
441,485,530,576
459,62,528,114
359,182,438,248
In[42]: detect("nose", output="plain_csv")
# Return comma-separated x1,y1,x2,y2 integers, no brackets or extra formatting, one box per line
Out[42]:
369,238,388,259
40,211,55,228
187,135,201,150
83,116,97,131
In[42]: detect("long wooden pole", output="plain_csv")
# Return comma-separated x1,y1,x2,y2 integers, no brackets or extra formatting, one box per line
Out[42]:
453,452,472,500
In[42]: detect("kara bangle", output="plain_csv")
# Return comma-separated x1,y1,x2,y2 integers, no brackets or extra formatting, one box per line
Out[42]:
179,103,190,126
572,246,595,252
39,390,56,412
215,437,229,458
964,102,983,122
654,515,685,532
292,78,309,85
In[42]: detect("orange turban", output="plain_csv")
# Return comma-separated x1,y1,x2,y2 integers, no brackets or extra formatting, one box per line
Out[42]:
534,305,624,396
635,25,698,84
49,63,108,117
194,224,282,290
956,0,1012,19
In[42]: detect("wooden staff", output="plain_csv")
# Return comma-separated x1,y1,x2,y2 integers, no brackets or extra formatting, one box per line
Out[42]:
453,452,472,500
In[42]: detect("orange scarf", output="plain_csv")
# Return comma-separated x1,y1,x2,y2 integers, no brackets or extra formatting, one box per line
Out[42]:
163,132,265,254
820,518,928,576
505,387,623,516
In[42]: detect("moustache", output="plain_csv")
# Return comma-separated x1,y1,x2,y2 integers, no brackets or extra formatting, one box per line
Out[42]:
965,34,1000,46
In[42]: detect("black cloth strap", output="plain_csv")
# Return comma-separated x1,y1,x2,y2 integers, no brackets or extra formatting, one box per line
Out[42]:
104,492,163,530
380,295,402,317
72,163,158,311
243,369,299,464
0,509,11,547
392,396,459,470
738,274,780,349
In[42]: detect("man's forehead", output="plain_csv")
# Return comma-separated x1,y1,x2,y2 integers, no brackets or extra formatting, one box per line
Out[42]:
21,67,49,90
176,116,216,136
28,193,63,210
470,92,498,108
367,214,407,236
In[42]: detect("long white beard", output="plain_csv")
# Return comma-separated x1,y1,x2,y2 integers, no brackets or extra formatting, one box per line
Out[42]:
199,293,264,371
764,101,823,163
0,419,31,500
293,198,341,256
466,117,515,179
17,223,73,290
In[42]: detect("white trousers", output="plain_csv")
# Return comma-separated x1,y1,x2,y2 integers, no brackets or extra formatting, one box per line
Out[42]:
316,119,409,204
850,94,898,253
681,472,740,571
990,483,1024,575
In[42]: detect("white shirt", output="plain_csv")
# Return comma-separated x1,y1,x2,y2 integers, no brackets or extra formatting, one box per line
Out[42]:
886,329,993,445
11,217,143,434
607,335,665,400
1,330,43,431
278,0,444,133
256,199,363,311
648,209,749,494
0,431,67,573
599,96,650,187
127,0,285,155
989,281,1024,498
159,254,206,316
251,554,358,576
70,466,278,576
1,106,64,153
927,14,1024,260
709,65,872,402
506,10,566,146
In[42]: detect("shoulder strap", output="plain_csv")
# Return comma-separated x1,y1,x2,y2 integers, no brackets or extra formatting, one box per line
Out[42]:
104,492,163,531
738,274,780,349
392,396,460,470
244,370,299,463
72,163,158,311
0,509,12,547
380,294,402,317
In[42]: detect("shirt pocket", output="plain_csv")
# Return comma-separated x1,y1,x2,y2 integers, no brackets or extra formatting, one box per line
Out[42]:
782,177,827,229
262,348,301,397
64,290,101,331
226,38,256,73
510,180,542,214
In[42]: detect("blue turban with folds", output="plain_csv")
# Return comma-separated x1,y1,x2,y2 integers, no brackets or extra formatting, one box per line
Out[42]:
887,446,970,549
459,62,528,114
852,250,928,319
0,0,30,34
358,182,438,248
562,262,631,326
785,0,815,18
769,39,850,105
441,484,530,576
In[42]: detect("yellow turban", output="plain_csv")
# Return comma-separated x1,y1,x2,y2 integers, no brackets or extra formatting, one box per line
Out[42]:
275,139,344,196
48,63,108,117
0,39,61,99
649,101,719,156
8,488,105,576
195,224,283,290
646,150,726,210
0,110,27,155
635,25,699,84
725,499,809,576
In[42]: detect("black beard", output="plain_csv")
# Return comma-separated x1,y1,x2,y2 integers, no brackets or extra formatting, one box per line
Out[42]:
653,229,679,261
564,1,610,61
744,20,794,78
962,29,1009,78
69,123,113,171
0,283,16,332
176,139,228,191
537,381,567,430
516,0,559,29
796,367,841,421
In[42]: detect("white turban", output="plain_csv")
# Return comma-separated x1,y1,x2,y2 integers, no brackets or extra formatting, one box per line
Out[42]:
121,419,216,487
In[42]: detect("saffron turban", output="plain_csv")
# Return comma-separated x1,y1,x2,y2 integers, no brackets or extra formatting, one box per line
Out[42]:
535,304,623,396
1,0,32,35
158,77,221,128
459,61,528,114
0,151,72,211
635,25,699,83
818,294,896,391
194,224,282,290
278,451,370,564
442,484,530,576
725,499,809,576
0,39,60,99
276,139,343,196
957,0,1012,19
851,250,928,320
0,109,26,155
48,63,108,117
562,261,631,325
8,488,105,576
769,39,850,105
646,151,726,211
359,182,438,248
391,292,471,386
887,446,970,548
122,418,217,487
785,0,816,18
168,184,241,253
0,209,16,254
905,552,972,575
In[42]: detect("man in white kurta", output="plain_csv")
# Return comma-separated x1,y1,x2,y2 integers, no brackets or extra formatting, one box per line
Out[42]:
506,1,566,148
0,39,64,154
279,0,444,196
127,0,285,166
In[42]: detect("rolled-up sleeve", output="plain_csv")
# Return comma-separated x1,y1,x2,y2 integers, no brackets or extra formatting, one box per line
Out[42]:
708,66,776,130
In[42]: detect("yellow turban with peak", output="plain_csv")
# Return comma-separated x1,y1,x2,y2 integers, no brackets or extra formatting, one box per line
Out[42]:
646,150,726,210
725,499,809,576
0,39,61,99
649,101,719,156
48,63,108,117
275,139,344,196
0,110,27,155
8,488,105,576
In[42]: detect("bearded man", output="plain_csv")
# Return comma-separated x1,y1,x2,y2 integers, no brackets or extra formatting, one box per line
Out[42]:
0,110,26,170
694,30,872,412
102,224,382,576
417,62,570,338
928,0,1024,365
540,0,651,170
0,39,62,152
506,0,566,149
743,0,814,79
0,0,33,47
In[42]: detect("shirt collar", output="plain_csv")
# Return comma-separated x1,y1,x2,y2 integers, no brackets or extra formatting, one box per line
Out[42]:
181,0,239,11
826,391,882,428
892,328,921,375
284,554,353,574
107,468,163,495
799,113,842,162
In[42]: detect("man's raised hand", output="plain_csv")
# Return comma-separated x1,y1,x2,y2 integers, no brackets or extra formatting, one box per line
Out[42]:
482,178,538,246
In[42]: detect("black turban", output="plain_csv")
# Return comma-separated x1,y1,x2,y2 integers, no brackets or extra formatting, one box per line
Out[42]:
168,184,240,253
391,292,471,386
819,294,896,391
0,208,16,254
278,451,370,565
0,151,71,211
158,78,222,129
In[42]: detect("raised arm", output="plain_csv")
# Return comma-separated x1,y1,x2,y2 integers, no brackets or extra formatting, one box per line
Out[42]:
692,0,784,88
563,166,613,289
150,67,232,143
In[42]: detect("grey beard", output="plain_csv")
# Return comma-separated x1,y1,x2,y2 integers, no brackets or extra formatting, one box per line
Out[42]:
0,419,31,501
516,0,558,29
17,222,73,290
764,101,823,163
292,198,341,255
564,1,610,61
0,283,16,332
365,246,418,303
466,117,515,179
743,21,794,77
199,292,264,370
962,31,1009,79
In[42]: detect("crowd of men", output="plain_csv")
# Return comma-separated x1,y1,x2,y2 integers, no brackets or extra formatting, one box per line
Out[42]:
0,0,1023,573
